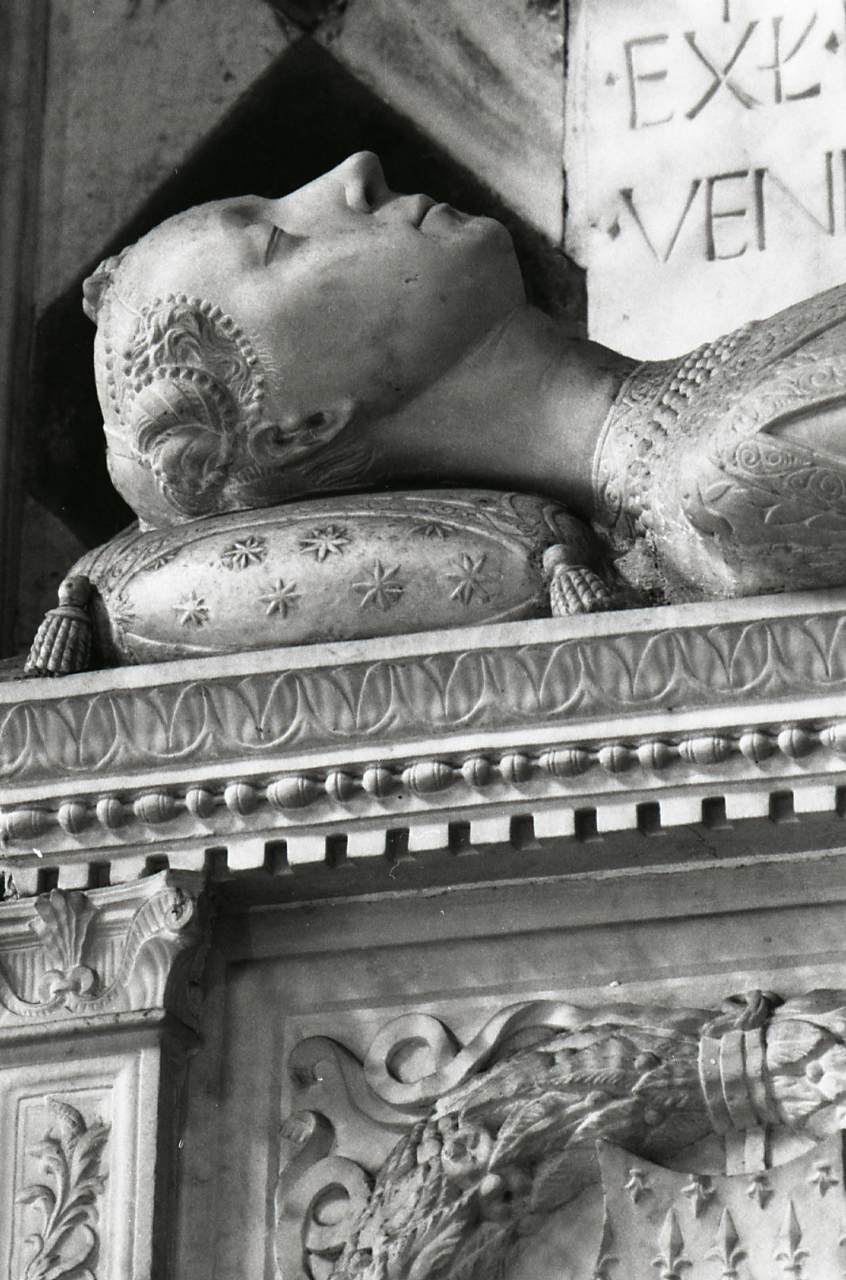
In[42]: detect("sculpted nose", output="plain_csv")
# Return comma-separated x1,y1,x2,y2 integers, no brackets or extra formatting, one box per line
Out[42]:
340,151,390,212
269,152,392,229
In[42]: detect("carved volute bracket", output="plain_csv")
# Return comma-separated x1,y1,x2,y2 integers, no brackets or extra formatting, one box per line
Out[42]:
0,870,207,1031
0,871,208,1280
276,990,846,1280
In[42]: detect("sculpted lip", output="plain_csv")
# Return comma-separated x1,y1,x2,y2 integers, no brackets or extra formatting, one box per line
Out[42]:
405,194,437,228
419,202,472,231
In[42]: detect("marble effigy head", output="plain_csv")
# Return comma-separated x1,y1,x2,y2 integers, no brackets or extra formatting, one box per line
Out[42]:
83,152,524,529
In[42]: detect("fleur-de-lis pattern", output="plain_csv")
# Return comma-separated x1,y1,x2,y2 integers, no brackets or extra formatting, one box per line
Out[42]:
706,1208,745,1280
626,1166,652,1204
652,1208,691,1280
682,1173,715,1218
809,1161,839,1196
747,1171,773,1208
774,1200,808,1278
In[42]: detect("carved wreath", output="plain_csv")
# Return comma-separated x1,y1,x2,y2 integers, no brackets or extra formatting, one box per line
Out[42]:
278,990,846,1280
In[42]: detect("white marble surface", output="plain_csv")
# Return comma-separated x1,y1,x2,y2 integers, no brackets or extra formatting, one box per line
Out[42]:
566,0,846,357
176,853,846,1279
37,0,293,309
3,588,846,890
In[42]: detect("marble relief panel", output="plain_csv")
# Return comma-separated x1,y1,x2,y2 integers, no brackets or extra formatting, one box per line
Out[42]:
12,1090,111,1280
174,861,846,1279
0,1052,147,1280
567,0,846,357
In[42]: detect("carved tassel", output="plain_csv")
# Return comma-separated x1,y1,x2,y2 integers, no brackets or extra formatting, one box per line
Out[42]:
25,575,93,677
543,546,611,616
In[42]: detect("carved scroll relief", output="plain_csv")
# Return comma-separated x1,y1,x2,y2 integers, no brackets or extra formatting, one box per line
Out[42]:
0,874,203,1028
276,991,846,1280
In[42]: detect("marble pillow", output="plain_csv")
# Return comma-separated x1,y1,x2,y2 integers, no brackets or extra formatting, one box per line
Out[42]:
86,489,595,663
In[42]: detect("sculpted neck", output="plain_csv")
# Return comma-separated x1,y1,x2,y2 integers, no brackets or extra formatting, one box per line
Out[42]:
362,305,634,519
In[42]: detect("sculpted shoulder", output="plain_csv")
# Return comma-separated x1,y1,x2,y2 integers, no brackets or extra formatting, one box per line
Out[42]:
23,153,846,671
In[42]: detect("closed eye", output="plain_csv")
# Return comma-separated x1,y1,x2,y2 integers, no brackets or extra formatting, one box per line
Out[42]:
265,224,285,265
263,222,309,265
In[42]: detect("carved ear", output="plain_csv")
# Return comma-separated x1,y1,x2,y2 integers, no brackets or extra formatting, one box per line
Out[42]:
247,398,357,469
124,369,239,517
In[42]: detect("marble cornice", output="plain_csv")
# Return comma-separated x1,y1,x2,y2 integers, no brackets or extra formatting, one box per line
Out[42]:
2,589,846,886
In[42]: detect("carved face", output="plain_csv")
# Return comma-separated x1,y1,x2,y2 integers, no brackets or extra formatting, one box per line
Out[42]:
94,153,524,524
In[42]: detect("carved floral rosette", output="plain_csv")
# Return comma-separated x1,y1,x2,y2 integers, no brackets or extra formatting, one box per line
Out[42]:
276,990,846,1280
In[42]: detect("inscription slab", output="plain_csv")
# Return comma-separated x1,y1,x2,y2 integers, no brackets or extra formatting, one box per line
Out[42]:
566,0,846,357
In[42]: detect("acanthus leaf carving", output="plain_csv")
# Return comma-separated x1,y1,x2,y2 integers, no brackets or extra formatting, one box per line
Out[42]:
274,1113,372,1280
16,1097,109,1280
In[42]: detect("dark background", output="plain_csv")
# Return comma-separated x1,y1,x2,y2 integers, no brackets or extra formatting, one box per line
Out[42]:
28,37,582,551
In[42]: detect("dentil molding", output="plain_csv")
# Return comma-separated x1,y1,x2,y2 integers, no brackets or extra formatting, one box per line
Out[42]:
2,590,846,885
